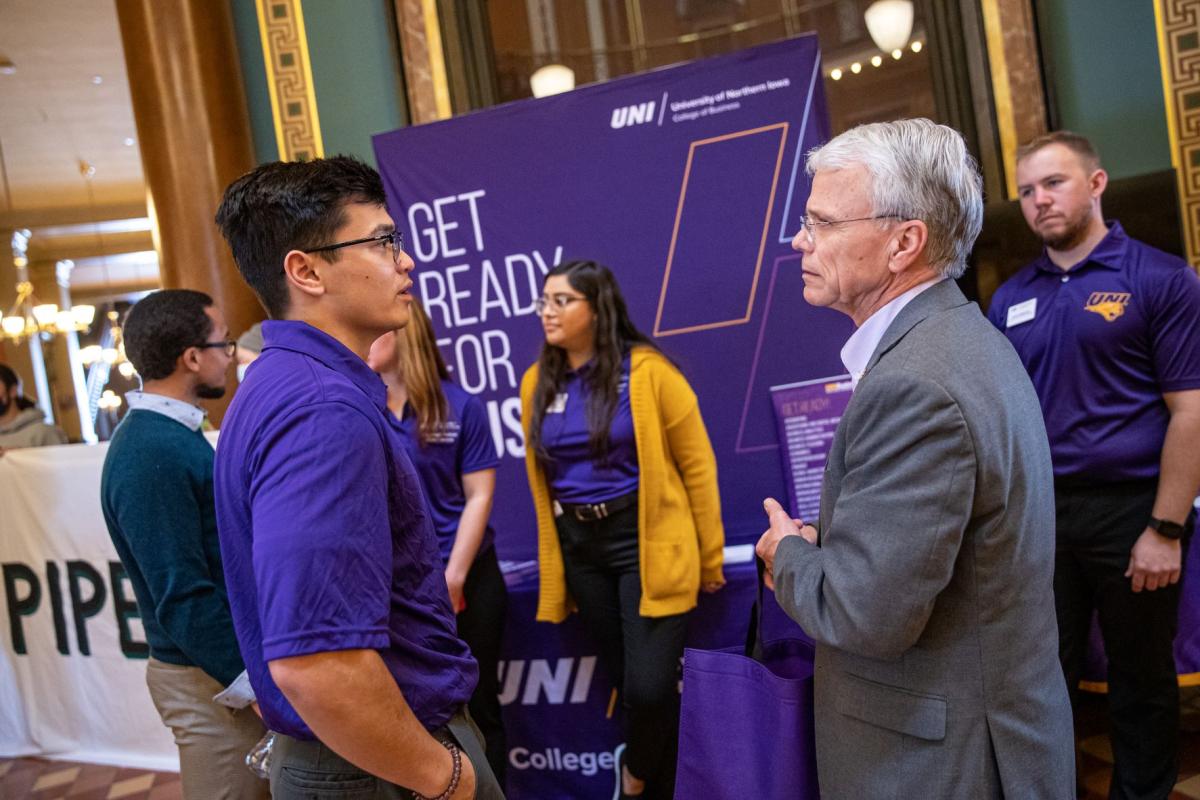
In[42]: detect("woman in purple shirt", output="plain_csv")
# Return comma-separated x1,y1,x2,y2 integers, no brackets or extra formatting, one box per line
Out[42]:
368,300,508,787
521,261,725,800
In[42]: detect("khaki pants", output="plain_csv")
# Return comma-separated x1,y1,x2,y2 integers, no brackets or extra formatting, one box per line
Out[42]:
145,657,270,800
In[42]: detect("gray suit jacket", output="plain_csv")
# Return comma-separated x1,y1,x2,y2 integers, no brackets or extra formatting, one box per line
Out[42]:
773,280,1074,799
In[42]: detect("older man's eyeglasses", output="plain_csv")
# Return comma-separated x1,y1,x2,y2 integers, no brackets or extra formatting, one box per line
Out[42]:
304,230,405,263
535,294,586,316
195,339,237,357
796,214,901,243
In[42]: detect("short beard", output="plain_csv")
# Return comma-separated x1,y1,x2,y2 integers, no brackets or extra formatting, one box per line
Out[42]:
196,383,226,400
1040,206,1093,252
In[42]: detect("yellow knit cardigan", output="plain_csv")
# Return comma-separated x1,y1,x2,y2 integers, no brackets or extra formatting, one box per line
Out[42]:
520,346,725,622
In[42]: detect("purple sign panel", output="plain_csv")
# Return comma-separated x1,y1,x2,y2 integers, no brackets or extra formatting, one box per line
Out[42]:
372,36,852,563
770,376,853,522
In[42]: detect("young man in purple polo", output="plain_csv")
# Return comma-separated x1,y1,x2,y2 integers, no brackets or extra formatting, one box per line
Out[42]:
213,156,503,800
988,131,1200,799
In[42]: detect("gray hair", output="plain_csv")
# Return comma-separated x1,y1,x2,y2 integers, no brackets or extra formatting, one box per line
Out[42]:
805,118,983,279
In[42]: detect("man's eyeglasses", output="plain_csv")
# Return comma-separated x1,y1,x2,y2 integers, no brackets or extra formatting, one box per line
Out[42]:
196,339,237,358
535,294,586,316
304,230,405,264
796,214,901,242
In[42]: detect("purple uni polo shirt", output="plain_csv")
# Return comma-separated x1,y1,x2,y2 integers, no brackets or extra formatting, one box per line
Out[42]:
213,320,476,740
392,380,499,562
987,222,1200,482
542,354,639,503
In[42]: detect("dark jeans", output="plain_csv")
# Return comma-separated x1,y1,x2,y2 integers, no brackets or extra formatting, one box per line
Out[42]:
269,706,505,799
555,497,689,800
457,546,509,788
1055,479,1193,800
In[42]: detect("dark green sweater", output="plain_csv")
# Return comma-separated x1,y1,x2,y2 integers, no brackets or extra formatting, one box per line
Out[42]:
100,409,245,685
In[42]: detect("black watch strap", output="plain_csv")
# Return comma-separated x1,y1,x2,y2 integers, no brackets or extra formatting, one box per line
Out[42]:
1148,517,1185,540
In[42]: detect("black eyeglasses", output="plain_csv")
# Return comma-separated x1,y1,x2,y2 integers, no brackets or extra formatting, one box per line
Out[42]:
195,339,237,357
304,230,405,263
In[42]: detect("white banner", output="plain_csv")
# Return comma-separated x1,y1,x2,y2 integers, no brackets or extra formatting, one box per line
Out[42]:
1,441,179,771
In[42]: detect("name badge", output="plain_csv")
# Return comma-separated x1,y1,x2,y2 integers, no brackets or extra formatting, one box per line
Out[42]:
1006,297,1037,328
548,393,569,413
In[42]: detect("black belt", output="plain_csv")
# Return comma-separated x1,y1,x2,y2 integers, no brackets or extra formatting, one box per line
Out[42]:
557,491,637,522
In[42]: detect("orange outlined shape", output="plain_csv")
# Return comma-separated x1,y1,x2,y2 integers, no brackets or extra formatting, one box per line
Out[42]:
653,122,789,338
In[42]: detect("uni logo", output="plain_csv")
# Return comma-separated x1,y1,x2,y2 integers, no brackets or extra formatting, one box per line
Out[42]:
611,101,656,129
498,656,597,705
1084,291,1131,322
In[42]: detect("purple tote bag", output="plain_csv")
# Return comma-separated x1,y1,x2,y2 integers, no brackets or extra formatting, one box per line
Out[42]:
674,564,820,800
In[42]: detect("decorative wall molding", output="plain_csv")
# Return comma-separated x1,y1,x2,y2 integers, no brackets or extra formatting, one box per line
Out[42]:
256,0,323,161
393,0,451,124
1156,0,1200,268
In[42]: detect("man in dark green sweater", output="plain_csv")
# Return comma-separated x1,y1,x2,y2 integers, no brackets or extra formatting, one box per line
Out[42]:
101,289,267,799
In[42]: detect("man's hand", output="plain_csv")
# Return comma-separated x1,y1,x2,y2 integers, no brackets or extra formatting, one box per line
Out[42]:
444,569,467,614
1125,528,1182,592
756,498,816,590
701,580,724,594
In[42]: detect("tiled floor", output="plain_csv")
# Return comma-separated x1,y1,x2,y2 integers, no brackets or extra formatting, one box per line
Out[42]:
0,758,182,799
3,694,1200,799
1078,686,1200,799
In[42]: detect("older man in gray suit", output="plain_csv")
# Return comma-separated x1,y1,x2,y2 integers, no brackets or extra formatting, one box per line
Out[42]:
756,118,1074,799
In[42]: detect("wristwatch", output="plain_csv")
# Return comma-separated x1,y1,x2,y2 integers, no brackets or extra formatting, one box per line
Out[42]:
1148,517,1186,540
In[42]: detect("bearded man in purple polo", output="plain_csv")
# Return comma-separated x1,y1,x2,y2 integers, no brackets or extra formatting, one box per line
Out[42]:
989,131,1200,800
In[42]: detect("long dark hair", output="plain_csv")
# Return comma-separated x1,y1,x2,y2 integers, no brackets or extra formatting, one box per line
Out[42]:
528,261,660,466
0,363,37,411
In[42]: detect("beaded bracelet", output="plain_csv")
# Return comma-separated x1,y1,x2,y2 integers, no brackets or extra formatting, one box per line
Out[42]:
412,740,462,800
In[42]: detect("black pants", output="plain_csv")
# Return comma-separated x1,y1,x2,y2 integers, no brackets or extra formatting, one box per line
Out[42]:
1055,480,1193,800
269,706,505,799
556,498,689,800
456,546,509,788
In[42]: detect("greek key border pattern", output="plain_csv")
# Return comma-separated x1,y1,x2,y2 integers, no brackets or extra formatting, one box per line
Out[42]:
1159,0,1200,267
257,0,323,161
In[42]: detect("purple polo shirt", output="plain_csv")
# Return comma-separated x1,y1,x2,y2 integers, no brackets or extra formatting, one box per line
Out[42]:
393,380,499,562
987,222,1200,482
213,320,476,740
542,355,639,503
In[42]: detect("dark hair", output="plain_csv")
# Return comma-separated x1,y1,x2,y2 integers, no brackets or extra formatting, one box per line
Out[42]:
123,289,215,380
214,156,387,319
1016,130,1101,172
0,363,36,410
528,260,661,466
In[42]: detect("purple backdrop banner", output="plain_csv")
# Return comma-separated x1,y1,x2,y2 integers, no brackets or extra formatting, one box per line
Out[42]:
770,376,853,522
372,35,852,563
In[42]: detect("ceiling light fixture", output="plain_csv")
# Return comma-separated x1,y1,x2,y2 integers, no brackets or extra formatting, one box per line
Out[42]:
864,0,914,53
530,64,576,98
0,58,16,76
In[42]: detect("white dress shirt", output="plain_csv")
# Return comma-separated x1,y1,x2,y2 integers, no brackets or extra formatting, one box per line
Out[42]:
840,277,946,390
125,390,207,431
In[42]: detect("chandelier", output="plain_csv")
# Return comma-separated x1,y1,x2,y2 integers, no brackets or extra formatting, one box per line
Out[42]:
79,310,134,378
2,231,96,343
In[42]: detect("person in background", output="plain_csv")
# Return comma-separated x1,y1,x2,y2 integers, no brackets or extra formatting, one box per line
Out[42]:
988,130,1200,799
520,260,725,800
368,298,508,787
0,363,68,450
99,289,266,799
235,322,262,384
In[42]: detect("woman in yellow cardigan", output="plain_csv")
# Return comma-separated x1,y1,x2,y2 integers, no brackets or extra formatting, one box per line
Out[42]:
520,260,724,800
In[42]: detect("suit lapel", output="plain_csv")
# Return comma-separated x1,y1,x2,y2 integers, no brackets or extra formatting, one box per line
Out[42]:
817,280,970,542
860,279,970,381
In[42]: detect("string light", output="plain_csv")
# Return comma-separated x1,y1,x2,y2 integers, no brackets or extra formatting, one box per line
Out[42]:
828,41,923,82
